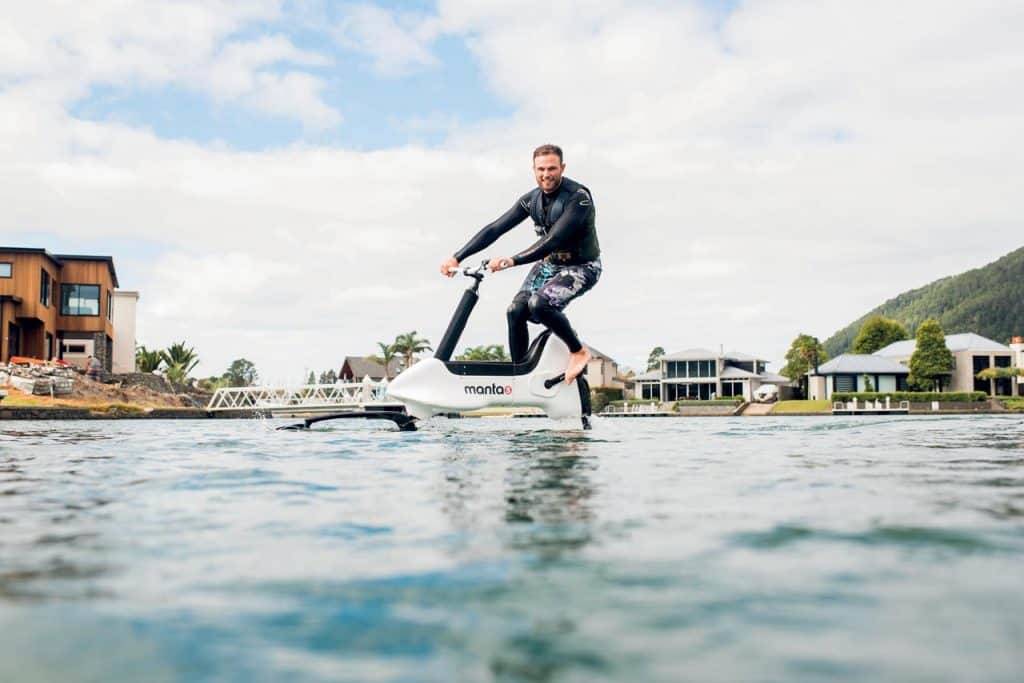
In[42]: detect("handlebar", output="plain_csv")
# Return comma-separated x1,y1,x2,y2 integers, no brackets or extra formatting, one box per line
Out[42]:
446,259,490,279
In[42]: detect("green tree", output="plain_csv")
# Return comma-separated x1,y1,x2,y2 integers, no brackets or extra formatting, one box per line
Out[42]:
392,331,433,372
977,367,1024,381
781,334,828,381
135,345,162,373
457,344,510,361
372,341,398,379
198,375,229,392
306,370,316,385
908,319,954,391
647,346,665,371
160,341,199,384
222,358,258,387
852,316,909,354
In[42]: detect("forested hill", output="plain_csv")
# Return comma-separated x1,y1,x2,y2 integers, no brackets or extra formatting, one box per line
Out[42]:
823,245,1024,357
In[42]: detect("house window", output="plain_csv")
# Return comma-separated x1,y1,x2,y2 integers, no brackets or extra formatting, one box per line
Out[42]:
60,284,101,316
834,374,855,393
40,269,51,306
0,262,10,278
722,380,744,397
641,383,661,400
973,355,991,393
107,290,113,321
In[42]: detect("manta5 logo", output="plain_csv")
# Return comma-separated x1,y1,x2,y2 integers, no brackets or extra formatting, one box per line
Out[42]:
464,383,514,396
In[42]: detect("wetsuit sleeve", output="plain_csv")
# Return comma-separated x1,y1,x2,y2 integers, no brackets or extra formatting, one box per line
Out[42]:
452,194,531,262
510,187,593,266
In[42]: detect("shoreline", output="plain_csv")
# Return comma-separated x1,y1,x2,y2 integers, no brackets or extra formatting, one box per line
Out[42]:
0,407,1018,420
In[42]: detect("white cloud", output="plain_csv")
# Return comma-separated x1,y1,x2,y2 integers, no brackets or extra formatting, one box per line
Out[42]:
0,1,339,129
334,4,442,75
3,1,1023,377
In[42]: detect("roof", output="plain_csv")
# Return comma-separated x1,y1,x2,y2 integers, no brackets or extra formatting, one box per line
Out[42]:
663,348,766,362
875,332,1011,357
0,247,120,287
723,351,767,362
813,354,910,375
342,356,402,379
720,365,759,379
663,348,719,361
585,345,616,362
635,369,662,381
0,246,64,268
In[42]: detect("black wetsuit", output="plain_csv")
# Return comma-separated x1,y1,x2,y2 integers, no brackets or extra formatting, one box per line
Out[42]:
453,177,602,362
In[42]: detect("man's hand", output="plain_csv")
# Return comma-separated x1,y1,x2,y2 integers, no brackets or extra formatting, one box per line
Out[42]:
440,256,460,277
488,257,514,272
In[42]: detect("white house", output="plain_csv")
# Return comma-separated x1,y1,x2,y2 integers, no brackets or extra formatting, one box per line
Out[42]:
643,348,790,401
874,332,1018,396
807,354,910,400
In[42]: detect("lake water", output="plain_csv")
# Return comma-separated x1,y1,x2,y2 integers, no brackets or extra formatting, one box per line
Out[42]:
1,416,1023,682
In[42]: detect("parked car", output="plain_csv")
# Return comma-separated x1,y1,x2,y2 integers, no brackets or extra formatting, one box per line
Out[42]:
754,384,779,403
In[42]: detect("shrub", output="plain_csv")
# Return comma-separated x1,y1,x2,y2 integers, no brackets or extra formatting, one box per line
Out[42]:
831,391,987,403
590,388,624,413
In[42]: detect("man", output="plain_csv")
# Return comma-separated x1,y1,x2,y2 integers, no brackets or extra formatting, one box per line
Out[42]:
439,144,601,384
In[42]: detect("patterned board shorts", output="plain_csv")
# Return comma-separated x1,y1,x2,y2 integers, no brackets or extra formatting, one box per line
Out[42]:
517,258,602,311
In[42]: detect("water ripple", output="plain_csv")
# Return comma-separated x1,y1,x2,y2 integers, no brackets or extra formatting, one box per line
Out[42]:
0,416,1021,682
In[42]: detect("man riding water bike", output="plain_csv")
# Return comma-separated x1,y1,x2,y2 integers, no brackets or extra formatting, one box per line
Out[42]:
440,144,601,384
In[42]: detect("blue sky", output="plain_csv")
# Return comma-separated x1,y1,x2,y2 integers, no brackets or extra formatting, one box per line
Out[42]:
69,5,513,151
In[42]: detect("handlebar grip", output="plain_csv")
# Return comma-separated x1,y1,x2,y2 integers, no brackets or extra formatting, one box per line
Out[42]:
543,373,566,389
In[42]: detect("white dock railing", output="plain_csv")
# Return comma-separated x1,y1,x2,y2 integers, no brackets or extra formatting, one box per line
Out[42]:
206,377,393,412
832,397,911,413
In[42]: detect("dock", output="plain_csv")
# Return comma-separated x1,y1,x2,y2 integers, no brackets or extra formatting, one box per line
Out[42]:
832,397,910,415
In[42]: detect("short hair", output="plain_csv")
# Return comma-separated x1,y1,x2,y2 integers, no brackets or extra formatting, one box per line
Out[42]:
532,144,563,162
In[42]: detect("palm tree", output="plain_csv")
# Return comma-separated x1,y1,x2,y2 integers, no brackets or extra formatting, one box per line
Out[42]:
135,345,163,373
375,341,398,379
457,344,509,361
392,331,432,372
160,341,200,385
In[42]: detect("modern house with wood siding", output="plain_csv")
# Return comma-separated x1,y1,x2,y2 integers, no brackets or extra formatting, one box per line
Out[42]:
0,247,128,371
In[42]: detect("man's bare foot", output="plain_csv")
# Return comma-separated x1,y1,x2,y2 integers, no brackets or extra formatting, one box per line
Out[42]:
565,347,592,384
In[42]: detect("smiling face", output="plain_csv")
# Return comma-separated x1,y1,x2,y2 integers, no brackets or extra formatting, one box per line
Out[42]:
533,153,565,193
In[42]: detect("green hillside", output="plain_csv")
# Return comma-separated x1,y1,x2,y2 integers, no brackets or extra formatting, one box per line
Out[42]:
823,245,1024,357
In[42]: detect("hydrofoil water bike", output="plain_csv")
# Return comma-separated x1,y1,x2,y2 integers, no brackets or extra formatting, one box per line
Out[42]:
279,260,592,431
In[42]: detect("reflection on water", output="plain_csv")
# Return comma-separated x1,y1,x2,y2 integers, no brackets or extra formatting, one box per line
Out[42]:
0,417,1022,682
502,432,596,557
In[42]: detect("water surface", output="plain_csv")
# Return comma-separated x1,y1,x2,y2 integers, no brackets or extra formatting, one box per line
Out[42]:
1,416,1023,681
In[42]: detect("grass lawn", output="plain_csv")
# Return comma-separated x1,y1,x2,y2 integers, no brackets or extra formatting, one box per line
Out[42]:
1002,398,1024,412
771,400,831,414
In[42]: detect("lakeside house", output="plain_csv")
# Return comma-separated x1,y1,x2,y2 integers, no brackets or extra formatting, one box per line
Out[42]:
874,332,1022,397
635,348,791,401
807,355,910,400
585,345,628,391
808,332,1024,398
339,356,403,382
0,247,137,372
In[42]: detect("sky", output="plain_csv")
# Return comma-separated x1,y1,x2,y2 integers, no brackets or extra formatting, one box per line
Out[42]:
2,0,1022,384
